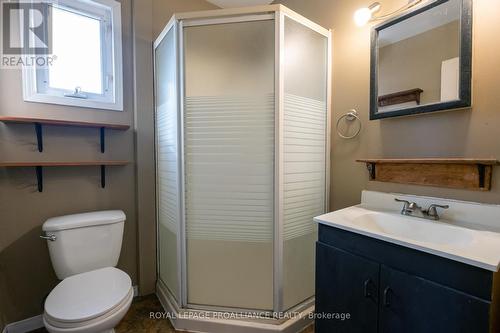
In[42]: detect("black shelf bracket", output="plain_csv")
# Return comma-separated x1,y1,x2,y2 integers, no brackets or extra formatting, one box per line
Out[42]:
366,162,376,180
35,166,43,192
101,165,106,188
478,164,486,189
35,123,43,152
32,165,110,192
32,123,106,153
100,127,105,153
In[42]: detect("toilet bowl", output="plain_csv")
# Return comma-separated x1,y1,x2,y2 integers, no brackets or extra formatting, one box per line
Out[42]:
41,211,131,333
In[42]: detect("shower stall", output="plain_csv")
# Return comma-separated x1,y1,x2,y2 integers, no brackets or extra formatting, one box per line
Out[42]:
154,4,330,330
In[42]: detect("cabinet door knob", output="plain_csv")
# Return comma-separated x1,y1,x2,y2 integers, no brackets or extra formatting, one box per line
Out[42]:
383,286,392,307
363,278,373,297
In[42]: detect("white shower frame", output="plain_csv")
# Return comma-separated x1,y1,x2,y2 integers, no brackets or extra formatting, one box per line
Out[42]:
154,4,332,316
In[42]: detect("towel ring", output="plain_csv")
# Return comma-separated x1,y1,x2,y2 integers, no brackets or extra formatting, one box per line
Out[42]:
336,109,362,139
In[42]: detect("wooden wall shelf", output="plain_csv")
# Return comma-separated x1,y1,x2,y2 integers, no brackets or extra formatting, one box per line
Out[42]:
357,158,499,191
0,161,129,192
378,88,423,107
0,117,130,130
0,116,130,153
0,161,129,167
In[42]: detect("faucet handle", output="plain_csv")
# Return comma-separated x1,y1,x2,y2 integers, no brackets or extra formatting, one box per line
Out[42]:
407,202,421,210
427,204,449,219
395,198,410,205
395,198,411,212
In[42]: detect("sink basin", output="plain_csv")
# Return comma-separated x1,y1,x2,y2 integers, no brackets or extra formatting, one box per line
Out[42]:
352,212,474,246
314,190,500,271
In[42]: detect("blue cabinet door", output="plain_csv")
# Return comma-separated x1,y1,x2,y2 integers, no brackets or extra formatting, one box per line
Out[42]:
379,265,491,333
315,242,379,333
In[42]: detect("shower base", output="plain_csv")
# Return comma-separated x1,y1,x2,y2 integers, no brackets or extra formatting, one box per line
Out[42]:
156,282,314,333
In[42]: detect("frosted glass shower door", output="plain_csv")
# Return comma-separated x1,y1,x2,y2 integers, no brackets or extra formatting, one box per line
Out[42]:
183,19,275,310
282,17,328,310
155,26,180,301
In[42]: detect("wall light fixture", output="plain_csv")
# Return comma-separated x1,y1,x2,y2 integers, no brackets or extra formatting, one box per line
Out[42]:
354,0,424,26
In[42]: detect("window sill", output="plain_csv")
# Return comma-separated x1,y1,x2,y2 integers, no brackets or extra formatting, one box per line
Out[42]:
23,92,123,111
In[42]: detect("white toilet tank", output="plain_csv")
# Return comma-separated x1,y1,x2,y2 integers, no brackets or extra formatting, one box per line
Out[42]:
42,210,126,280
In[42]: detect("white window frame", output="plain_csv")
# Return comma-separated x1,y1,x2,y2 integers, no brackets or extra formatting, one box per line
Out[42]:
22,0,123,111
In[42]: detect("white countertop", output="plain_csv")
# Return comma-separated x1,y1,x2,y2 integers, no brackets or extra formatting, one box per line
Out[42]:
314,191,500,272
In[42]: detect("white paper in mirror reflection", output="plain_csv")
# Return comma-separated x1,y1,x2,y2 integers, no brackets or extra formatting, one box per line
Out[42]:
441,57,460,102
376,0,461,112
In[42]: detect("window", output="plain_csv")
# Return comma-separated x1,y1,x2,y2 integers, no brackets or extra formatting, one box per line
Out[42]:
22,0,123,111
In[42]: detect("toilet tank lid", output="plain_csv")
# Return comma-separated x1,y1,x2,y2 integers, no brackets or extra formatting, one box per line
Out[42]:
43,210,126,232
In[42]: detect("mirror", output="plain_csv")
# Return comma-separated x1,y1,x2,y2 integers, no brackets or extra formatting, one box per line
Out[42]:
370,0,472,119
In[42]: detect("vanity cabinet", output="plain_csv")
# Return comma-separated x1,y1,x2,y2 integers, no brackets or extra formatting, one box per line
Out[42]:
316,243,379,333
379,265,489,333
315,224,499,333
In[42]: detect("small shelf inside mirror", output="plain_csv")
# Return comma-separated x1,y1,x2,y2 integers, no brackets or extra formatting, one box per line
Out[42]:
378,88,423,107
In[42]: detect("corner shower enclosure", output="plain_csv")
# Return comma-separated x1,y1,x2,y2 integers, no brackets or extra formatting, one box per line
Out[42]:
154,4,330,321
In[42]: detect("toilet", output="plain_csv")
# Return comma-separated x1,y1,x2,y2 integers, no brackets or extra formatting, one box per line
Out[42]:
41,210,133,333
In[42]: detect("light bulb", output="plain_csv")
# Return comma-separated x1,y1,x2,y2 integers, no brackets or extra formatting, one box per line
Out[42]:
354,7,372,26
353,2,381,27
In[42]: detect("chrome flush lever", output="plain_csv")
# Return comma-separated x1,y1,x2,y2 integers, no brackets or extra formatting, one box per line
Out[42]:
40,233,56,241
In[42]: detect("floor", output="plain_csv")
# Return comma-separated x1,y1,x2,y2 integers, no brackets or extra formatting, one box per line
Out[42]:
30,294,314,333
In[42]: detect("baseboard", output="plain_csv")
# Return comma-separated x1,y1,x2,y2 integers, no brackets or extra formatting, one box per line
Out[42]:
3,315,43,333
3,285,139,333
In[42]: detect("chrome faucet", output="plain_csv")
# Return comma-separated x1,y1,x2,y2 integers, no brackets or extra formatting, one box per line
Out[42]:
395,198,449,221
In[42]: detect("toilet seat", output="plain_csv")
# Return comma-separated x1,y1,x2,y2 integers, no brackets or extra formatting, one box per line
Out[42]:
44,288,133,332
44,267,132,330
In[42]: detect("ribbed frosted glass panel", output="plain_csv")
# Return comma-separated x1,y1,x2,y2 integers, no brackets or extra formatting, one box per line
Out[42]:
184,19,275,310
155,27,179,301
157,105,179,235
282,17,327,311
184,94,274,242
283,93,326,240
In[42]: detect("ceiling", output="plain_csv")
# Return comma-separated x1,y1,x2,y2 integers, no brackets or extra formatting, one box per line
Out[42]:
379,0,460,47
205,0,273,8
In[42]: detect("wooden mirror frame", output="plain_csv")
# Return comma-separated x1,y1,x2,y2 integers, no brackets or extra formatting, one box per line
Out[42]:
369,0,472,120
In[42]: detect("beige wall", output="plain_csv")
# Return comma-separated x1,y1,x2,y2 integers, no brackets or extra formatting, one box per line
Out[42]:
379,21,460,105
0,0,136,328
272,0,500,211
133,0,156,298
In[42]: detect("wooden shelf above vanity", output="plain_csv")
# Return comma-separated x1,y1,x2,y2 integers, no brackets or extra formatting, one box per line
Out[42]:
356,158,500,191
